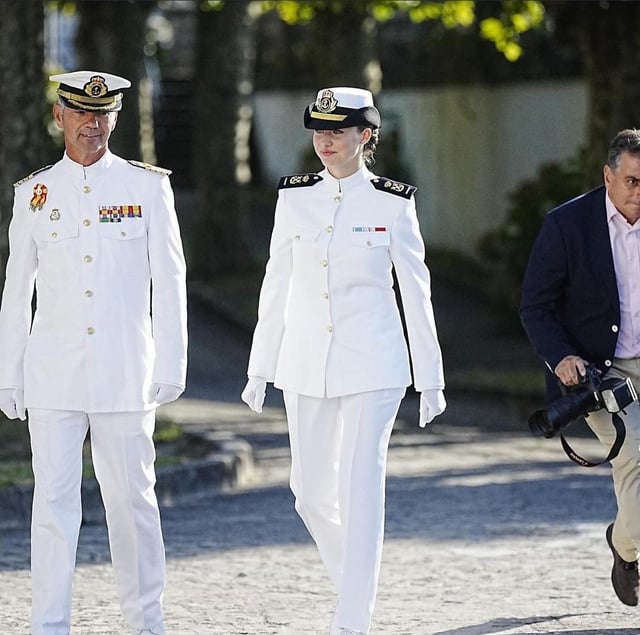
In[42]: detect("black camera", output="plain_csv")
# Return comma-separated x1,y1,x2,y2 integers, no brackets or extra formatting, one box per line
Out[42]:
528,364,638,438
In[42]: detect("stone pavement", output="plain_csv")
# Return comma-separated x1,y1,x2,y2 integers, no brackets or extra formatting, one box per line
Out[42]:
1,398,637,634
1,282,640,634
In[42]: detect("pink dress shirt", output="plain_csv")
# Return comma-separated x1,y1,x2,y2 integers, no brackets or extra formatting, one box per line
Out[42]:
606,192,640,358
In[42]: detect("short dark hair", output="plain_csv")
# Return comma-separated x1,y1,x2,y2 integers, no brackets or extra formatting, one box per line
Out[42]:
607,128,640,170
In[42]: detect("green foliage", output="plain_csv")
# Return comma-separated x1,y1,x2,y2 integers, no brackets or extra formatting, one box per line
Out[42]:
478,158,584,306
259,0,545,61
0,413,186,488
201,0,225,11
260,0,318,24
153,416,185,443
0,418,32,488
0,460,33,488
46,0,76,15
388,1,476,27
480,0,544,61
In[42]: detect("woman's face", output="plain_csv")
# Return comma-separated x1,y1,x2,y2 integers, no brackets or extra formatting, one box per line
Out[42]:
312,126,372,179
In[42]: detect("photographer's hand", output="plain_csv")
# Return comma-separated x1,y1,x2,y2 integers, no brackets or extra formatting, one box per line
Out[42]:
554,355,588,386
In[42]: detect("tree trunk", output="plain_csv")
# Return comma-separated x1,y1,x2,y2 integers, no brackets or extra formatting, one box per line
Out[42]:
581,2,640,185
255,1,379,91
191,0,258,279
306,2,379,90
190,0,383,280
0,0,46,274
548,0,640,187
74,0,156,162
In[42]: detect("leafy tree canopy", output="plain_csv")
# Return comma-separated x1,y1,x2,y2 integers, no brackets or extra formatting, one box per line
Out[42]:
258,0,545,61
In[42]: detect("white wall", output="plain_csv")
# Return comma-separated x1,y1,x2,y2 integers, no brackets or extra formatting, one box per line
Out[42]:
252,80,588,257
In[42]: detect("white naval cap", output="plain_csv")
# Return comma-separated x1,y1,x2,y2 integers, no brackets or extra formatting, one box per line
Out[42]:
304,86,381,130
50,70,131,112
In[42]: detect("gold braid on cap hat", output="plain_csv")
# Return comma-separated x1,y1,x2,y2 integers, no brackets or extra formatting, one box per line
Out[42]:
57,89,122,111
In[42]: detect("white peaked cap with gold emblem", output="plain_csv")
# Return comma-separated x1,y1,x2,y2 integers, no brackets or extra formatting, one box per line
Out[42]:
50,70,131,112
304,86,381,130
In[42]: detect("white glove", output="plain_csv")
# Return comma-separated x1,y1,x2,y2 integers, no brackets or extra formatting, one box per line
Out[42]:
419,390,446,428
148,383,184,406
241,376,267,413
0,388,26,421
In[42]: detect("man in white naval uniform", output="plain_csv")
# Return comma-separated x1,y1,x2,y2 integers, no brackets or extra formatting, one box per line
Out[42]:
242,87,445,635
0,71,187,635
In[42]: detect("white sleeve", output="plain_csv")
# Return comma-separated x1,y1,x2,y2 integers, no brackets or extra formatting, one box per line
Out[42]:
246,193,292,381
0,187,38,389
148,176,188,389
389,197,445,391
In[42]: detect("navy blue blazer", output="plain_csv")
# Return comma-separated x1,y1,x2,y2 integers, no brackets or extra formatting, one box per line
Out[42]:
519,185,620,403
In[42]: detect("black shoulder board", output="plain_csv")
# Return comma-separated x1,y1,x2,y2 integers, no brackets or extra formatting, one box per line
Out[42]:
13,165,53,188
128,160,172,176
370,177,416,199
278,173,323,189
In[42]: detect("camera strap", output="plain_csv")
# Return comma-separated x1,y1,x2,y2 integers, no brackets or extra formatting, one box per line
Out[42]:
560,412,626,467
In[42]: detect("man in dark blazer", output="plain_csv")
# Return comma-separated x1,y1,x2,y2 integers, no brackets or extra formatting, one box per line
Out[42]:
520,128,640,607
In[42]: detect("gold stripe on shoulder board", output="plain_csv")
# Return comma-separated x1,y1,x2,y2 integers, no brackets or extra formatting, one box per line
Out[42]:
13,165,53,188
127,160,172,176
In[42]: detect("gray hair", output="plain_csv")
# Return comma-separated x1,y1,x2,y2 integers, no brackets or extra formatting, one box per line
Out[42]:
607,128,640,170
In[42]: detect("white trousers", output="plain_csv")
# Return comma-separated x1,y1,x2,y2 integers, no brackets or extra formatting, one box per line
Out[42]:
587,358,640,563
28,409,165,635
284,388,404,635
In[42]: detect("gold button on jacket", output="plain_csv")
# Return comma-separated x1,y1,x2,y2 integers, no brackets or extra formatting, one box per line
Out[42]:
0,151,188,412
248,166,444,398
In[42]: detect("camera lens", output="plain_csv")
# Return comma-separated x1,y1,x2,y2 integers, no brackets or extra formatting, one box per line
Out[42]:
528,388,598,438
528,409,558,438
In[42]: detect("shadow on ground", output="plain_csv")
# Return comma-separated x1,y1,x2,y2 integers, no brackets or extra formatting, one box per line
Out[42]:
433,615,633,635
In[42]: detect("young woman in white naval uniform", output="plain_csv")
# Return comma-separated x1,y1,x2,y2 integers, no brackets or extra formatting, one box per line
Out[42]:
242,86,445,635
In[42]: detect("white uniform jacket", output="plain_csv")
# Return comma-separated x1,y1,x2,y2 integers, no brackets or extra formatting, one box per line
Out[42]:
0,151,188,412
247,166,444,398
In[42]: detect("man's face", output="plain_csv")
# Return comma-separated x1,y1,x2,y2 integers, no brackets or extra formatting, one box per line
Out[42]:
52,102,117,166
604,151,640,223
